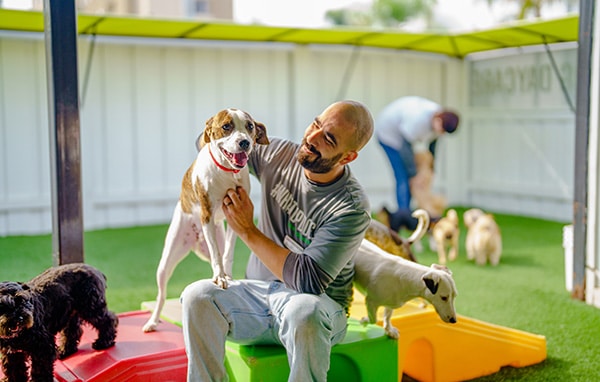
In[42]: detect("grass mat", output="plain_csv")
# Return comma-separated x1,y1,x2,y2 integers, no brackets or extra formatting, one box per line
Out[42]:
1,208,598,381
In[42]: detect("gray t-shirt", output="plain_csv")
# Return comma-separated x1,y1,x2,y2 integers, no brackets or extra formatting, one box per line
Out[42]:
246,137,371,313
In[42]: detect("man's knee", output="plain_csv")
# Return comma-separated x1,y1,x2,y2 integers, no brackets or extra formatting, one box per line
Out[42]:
181,279,219,310
284,295,329,335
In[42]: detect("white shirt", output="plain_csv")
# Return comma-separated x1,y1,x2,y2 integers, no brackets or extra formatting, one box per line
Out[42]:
375,96,442,151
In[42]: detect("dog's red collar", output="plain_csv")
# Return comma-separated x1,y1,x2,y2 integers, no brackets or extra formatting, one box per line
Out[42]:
209,145,241,174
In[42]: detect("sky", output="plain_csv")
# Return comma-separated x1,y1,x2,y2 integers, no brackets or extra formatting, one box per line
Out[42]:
2,0,574,32
232,0,574,31
232,0,501,30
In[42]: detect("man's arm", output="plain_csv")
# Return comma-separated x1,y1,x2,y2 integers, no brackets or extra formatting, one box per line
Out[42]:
223,186,289,280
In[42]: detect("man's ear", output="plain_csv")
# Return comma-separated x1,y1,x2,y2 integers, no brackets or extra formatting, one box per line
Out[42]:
340,151,358,165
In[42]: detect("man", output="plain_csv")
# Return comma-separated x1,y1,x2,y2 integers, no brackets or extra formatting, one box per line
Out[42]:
375,96,459,231
181,100,374,381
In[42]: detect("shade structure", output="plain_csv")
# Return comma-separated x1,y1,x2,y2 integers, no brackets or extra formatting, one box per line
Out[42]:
0,9,578,58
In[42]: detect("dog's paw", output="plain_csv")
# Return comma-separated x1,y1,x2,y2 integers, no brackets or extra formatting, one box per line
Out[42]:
142,320,159,332
359,317,370,326
214,275,229,289
92,337,116,351
384,326,400,339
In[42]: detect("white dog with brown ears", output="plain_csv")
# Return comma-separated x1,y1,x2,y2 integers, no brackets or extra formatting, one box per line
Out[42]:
142,108,269,332
464,208,502,266
354,209,458,339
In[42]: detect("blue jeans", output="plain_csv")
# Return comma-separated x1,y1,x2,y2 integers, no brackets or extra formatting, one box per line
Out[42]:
379,140,416,211
180,279,348,382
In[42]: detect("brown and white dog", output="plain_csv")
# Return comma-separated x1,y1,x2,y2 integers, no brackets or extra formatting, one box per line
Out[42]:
464,208,502,266
431,208,460,265
142,108,268,332
365,209,430,262
353,238,458,339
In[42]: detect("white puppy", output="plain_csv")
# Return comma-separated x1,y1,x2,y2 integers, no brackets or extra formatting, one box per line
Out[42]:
431,208,459,265
142,108,269,332
464,208,502,266
353,239,458,339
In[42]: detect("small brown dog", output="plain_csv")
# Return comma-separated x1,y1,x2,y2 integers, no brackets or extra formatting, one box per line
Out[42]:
410,151,446,219
431,209,459,265
365,209,430,262
464,208,502,266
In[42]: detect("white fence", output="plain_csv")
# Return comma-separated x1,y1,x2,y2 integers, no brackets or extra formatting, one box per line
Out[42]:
0,31,574,236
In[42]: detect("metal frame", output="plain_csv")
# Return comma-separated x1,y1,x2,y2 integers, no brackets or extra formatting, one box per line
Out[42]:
43,0,84,265
573,0,595,300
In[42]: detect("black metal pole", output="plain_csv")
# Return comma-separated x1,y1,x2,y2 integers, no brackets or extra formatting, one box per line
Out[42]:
572,0,595,301
44,0,85,265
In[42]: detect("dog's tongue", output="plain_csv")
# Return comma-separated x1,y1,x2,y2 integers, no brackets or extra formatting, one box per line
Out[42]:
232,152,248,168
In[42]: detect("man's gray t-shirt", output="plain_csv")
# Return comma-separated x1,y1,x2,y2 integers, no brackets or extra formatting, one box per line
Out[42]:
246,137,371,313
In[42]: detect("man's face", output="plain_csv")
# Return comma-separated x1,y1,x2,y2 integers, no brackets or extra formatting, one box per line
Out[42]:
432,116,445,135
297,104,356,174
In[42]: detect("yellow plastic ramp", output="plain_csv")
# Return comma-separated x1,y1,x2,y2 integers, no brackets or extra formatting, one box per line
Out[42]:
350,291,546,382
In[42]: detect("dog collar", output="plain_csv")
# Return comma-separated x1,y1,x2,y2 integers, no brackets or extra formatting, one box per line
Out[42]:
209,145,241,174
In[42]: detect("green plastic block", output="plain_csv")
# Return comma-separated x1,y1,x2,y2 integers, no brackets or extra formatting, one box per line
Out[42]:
225,319,398,382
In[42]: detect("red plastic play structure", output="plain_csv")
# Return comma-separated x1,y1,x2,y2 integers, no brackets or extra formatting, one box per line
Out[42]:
54,311,187,381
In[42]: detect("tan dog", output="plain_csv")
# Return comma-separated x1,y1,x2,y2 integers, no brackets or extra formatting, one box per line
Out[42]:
365,209,429,261
431,208,459,265
464,208,502,266
410,151,446,219
353,239,458,339
143,108,269,332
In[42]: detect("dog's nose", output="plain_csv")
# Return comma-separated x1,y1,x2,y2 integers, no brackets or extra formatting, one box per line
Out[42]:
239,139,250,151
449,317,457,324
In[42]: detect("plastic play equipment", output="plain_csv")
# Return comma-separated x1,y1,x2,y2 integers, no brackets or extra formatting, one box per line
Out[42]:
0,294,545,381
53,311,187,381
350,291,547,382
141,299,398,382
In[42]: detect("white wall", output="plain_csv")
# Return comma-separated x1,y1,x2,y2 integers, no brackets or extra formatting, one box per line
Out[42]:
0,31,574,236
458,44,576,221
0,31,456,235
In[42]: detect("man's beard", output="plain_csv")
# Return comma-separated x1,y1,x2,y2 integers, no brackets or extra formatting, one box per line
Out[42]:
297,140,343,174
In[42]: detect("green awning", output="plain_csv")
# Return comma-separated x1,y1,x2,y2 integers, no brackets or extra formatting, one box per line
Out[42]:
0,9,578,58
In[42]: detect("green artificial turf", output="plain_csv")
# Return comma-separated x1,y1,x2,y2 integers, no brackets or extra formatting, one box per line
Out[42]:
1,208,599,381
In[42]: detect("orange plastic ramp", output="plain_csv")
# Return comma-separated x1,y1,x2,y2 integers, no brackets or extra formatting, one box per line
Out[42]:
350,291,546,382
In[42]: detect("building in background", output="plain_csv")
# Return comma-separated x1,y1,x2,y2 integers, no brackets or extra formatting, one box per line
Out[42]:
30,0,233,20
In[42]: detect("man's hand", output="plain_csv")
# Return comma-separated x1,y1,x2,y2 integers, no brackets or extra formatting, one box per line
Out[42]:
223,186,256,240
222,186,289,280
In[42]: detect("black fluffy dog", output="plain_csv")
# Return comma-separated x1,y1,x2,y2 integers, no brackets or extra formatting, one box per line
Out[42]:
0,263,118,382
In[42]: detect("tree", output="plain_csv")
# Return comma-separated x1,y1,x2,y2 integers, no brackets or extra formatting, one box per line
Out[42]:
372,0,437,27
325,0,437,27
485,0,579,19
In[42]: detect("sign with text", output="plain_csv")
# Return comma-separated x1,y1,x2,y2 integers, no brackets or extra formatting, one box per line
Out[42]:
469,48,576,109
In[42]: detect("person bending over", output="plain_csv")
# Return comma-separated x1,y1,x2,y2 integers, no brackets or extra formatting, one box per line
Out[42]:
375,96,459,231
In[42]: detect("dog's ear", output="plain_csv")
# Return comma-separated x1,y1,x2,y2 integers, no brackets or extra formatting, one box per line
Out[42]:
254,121,269,145
431,263,452,275
196,116,217,151
422,271,441,295
195,131,207,151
